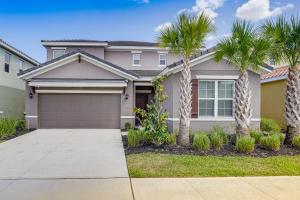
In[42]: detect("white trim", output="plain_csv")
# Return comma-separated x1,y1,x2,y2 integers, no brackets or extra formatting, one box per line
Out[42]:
131,50,142,54
158,53,167,68
132,64,142,67
25,115,38,118
134,82,152,86
0,40,40,65
42,42,108,46
50,47,66,50
136,90,152,94
121,116,135,119
19,52,138,81
196,75,239,80
157,51,168,54
36,89,123,94
107,46,169,51
28,81,127,88
132,53,141,66
167,117,261,122
52,49,66,59
261,76,287,83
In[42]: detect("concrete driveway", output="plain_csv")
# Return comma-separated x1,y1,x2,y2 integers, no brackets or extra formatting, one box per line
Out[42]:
0,129,133,200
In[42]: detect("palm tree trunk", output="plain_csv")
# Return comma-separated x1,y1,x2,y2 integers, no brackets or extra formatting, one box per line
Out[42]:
285,67,300,144
178,58,192,146
235,70,252,136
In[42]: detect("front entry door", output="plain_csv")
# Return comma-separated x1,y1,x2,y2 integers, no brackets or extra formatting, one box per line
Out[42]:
135,93,149,125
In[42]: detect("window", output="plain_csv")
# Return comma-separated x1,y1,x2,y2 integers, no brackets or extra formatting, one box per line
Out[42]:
19,60,25,72
52,49,65,59
198,80,234,117
159,53,167,66
132,53,141,66
4,52,10,73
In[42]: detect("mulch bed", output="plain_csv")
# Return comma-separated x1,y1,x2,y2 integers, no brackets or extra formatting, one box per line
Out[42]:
122,136,300,157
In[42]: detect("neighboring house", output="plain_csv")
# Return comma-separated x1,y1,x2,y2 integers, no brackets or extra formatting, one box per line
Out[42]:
19,39,269,131
0,39,39,118
261,66,289,128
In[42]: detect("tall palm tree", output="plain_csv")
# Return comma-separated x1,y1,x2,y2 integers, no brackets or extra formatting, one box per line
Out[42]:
215,20,270,136
262,16,300,144
158,12,214,145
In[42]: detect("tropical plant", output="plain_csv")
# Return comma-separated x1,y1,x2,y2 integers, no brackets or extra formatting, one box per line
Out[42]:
260,134,281,151
260,118,281,132
158,12,214,146
128,129,145,147
192,133,211,151
134,76,169,145
0,118,17,140
236,136,255,153
210,126,228,144
209,132,224,150
215,20,270,136
250,129,264,143
262,16,300,144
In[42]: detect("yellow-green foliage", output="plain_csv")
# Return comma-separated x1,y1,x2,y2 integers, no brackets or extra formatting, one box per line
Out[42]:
192,134,210,151
236,136,255,153
260,134,281,151
166,133,177,145
128,129,144,147
260,118,281,132
250,129,264,143
292,136,300,148
0,118,17,139
209,132,224,150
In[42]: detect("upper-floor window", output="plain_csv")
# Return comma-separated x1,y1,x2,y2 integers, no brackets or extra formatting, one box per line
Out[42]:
198,80,234,118
159,53,167,67
52,49,65,59
132,53,141,66
4,52,10,73
19,60,25,72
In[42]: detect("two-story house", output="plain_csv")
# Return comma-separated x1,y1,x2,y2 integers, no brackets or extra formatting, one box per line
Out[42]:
19,39,269,132
0,39,39,118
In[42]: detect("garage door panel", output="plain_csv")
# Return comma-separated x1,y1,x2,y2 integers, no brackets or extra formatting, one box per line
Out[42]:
39,94,121,128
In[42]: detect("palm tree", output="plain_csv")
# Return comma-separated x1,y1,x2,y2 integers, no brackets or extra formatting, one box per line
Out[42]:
262,16,300,144
215,20,270,136
158,12,214,145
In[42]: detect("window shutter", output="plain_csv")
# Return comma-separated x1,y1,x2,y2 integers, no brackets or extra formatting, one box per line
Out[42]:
191,79,198,118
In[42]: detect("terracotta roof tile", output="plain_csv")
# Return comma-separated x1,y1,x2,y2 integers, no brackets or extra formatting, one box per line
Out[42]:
261,66,289,80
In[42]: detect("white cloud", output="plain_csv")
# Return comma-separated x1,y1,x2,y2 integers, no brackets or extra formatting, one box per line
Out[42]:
154,22,172,32
192,0,225,19
132,0,149,4
236,0,294,21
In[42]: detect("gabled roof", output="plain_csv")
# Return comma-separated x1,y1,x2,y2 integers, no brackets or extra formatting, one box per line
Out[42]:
18,49,139,80
0,39,40,65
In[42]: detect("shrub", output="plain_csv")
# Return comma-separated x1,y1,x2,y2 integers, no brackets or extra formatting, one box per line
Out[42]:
236,136,255,153
210,126,228,144
192,134,210,151
16,120,26,131
269,131,285,144
250,129,264,143
260,134,281,151
166,133,177,145
209,133,224,150
124,122,132,131
0,118,17,140
292,136,300,148
128,129,144,147
260,118,281,132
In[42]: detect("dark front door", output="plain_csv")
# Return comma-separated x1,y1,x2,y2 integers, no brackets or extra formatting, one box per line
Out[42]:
135,93,149,125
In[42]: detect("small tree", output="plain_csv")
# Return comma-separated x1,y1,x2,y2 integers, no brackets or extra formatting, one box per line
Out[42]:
134,76,169,145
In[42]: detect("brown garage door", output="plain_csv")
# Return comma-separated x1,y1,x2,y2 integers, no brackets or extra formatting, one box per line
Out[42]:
38,94,121,128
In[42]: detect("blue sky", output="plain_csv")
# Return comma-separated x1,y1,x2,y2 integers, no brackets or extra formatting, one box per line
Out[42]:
0,0,299,62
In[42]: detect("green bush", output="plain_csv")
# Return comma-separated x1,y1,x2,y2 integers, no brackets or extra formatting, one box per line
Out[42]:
192,134,210,151
260,118,281,132
260,134,281,151
209,132,224,150
210,126,228,144
124,122,132,131
269,131,285,144
0,118,17,140
250,129,264,143
236,136,255,153
292,136,300,148
166,133,177,145
128,129,145,147
16,120,26,131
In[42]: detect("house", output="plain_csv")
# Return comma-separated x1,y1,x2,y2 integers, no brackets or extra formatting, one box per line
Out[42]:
0,39,39,118
19,39,268,131
261,66,289,128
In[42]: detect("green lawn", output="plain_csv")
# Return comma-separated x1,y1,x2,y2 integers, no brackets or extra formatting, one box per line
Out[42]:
127,153,300,177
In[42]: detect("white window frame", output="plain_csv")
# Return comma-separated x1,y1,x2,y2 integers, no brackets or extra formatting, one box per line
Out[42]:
19,59,25,71
52,49,66,59
132,53,141,66
198,79,235,119
4,52,10,73
158,53,167,67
